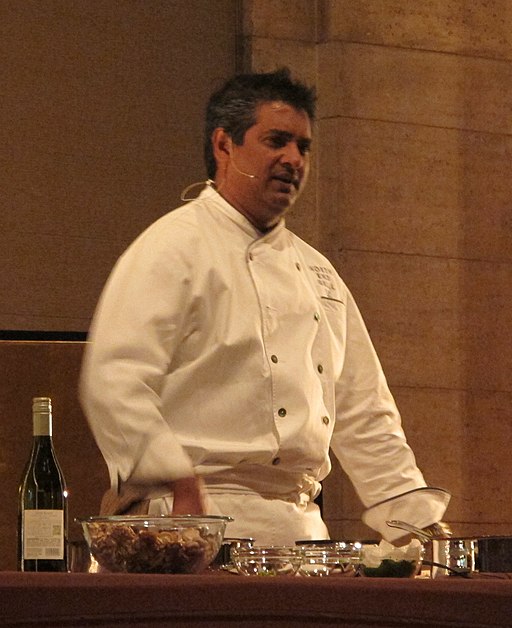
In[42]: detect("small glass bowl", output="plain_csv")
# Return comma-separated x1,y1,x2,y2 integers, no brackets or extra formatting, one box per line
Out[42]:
296,541,361,577
231,546,303,577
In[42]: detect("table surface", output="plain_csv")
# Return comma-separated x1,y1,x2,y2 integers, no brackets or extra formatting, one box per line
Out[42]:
1,570,512,627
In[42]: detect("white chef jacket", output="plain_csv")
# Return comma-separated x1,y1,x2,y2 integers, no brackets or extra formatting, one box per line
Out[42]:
80,185,449,544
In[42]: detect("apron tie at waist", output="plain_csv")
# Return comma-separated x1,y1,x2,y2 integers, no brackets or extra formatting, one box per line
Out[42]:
204,482,315,507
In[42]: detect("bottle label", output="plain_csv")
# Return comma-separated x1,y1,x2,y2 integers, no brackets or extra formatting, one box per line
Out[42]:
23,510,64,560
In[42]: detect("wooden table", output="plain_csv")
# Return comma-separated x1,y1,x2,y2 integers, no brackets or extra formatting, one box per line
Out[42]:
1,570,511,627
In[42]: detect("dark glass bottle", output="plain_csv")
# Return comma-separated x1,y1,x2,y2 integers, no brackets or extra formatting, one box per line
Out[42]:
18,397,68,572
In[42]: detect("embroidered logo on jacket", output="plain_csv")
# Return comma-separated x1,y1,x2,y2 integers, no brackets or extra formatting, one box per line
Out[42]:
309,265,335,296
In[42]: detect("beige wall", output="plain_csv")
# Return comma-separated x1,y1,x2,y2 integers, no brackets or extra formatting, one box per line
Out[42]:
0,0,241,331
245,0,512,539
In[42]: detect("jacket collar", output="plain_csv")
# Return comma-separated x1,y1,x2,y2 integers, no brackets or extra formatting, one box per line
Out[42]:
197,185,286,242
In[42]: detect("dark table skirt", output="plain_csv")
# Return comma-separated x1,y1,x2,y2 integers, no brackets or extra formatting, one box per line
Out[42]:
1,571,512,627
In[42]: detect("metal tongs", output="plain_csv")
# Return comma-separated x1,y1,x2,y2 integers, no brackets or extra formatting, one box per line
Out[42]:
386,519,437,542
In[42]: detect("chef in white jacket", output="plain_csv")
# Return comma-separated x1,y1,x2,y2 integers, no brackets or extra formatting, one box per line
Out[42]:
80,68,450,544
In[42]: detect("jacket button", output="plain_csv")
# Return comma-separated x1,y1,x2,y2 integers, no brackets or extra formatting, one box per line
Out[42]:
314,312,320,321
295,262,301,271
272,457,281,466
317,364,323,373
322,416,330,425
278,408,287,417
271,355,278,363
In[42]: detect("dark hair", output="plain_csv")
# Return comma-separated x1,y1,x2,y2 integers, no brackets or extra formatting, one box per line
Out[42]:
204,67,316,179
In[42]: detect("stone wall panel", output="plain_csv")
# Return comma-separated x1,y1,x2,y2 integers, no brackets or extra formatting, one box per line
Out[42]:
317,118,512,263
329,250,512,394
324,0,512,61
317,42,512,135
244,0,318,41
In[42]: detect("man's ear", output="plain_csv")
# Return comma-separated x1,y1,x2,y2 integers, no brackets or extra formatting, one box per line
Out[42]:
212,128,231,165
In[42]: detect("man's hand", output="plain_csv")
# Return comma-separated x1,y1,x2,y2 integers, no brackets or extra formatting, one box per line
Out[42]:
170,476,207,515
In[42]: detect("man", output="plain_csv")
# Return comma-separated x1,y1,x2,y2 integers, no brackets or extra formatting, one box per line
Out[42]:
80,68,449,544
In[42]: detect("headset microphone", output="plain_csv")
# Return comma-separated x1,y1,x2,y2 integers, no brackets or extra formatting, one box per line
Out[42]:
228,142,258,179
230,157,257,179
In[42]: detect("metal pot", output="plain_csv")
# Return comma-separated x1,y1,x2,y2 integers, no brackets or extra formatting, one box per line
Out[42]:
430,536,512,576
386,520,512,576
475,536,512,573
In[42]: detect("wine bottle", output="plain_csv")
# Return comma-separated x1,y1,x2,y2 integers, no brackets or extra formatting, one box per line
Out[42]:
18,397,68,572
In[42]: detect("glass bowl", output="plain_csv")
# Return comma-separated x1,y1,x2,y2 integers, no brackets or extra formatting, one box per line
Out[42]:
296,541,361,577
77,514,232,574
231,546,303,576
359,540,424,578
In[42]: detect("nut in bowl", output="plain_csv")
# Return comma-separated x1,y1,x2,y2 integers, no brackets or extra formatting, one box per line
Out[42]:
231,546,303,577
77,515,232,574
359,539,424,578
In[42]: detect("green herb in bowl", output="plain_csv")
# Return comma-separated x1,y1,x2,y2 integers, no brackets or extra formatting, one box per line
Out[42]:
360,539,423,578
362,558,418,578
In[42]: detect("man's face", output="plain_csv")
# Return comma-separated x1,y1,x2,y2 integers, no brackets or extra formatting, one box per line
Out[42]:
216,101,312,231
